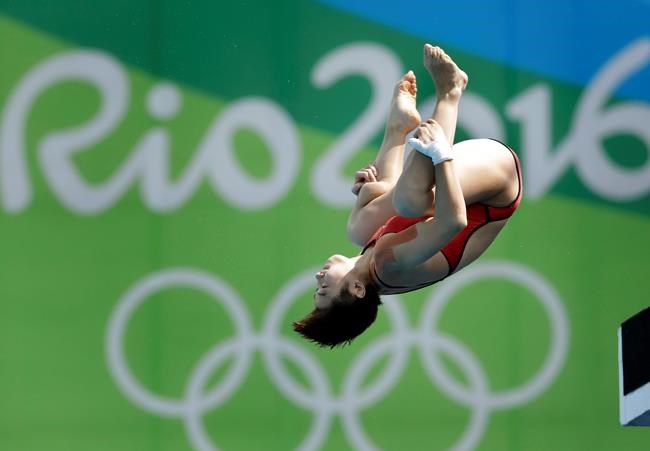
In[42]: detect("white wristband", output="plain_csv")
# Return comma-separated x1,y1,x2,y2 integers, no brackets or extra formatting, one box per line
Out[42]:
408,137,453,165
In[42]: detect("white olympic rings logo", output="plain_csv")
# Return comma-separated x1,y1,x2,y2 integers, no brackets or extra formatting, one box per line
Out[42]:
105,261,569,451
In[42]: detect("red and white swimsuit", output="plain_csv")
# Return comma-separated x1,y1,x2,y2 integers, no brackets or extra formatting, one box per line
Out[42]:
362,143,523,293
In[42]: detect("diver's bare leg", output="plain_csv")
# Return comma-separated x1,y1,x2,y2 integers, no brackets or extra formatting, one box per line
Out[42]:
423,44,467,145
347,71,421,246
375,70,421,182
393,45,468,217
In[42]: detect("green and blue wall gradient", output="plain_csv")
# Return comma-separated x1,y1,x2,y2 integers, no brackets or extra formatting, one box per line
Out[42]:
0,1,648,450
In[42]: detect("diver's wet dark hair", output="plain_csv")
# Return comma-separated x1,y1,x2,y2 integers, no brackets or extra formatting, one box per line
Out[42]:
292,282,381,348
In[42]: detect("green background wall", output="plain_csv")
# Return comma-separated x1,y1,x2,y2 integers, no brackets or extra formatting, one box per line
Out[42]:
0,1,648,450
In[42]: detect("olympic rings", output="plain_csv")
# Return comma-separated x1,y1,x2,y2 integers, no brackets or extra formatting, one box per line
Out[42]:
105,260,569,451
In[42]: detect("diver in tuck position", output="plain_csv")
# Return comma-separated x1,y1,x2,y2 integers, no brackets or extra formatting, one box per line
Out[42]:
293,44,522,347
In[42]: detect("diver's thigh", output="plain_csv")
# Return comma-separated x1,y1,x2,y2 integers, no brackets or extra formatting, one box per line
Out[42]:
453,139,512,205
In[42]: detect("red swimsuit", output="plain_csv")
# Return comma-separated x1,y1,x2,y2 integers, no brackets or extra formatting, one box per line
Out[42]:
362,143,523,291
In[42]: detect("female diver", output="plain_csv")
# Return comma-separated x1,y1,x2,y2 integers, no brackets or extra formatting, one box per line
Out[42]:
293,44,522,347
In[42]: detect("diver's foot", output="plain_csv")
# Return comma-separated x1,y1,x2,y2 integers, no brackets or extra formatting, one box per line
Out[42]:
423,44,468,100
386,70,421,135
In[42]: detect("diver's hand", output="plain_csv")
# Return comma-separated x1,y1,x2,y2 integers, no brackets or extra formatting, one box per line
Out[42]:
408,119,453,165
352,163,378,196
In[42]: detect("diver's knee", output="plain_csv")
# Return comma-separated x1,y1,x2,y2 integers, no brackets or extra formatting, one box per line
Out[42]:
392,188,429,218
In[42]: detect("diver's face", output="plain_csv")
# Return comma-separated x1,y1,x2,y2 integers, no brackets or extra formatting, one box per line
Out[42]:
313,254,354,310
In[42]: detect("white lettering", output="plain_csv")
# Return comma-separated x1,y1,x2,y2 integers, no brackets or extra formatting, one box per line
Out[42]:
1,50,128,213
310,43,402,207
203,97,300,211
507,38,650,201
1,40,647,213
1,53,299,214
